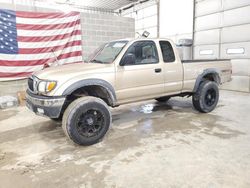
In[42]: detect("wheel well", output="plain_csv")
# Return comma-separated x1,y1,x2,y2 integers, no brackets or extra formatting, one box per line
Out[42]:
203,73,220,83
193,72,221,93
68,85,114,105
60,85,115,117
202,73,219,83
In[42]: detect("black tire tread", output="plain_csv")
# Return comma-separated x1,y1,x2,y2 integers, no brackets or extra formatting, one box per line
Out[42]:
62,96,111,145
192,80,219,113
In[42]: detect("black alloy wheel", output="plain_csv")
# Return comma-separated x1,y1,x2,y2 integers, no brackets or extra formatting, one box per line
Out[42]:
76,109,104,138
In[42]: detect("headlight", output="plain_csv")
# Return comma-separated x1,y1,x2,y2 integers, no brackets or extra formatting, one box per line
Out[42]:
37,80,57,94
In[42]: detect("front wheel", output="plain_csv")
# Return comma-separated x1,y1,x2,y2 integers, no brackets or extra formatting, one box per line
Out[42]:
192,81,219,113
62,96,111,146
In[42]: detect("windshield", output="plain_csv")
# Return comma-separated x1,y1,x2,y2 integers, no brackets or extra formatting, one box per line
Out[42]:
88,40,128,64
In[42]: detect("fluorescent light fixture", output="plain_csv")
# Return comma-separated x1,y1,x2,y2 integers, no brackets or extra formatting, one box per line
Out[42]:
142,31,150,38
226,48,245,54
200,49,214,55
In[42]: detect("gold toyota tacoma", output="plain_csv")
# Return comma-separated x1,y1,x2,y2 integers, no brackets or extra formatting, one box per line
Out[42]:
26,38,232,146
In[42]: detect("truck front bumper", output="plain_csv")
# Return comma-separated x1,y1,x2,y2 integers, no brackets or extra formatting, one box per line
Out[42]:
26,90,66,118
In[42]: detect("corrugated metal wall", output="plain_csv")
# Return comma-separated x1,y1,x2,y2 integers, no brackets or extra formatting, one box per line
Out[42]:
194,0,250,92
121,1,158,38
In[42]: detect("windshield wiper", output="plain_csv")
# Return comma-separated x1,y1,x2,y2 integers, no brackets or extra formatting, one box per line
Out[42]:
89,59,104,64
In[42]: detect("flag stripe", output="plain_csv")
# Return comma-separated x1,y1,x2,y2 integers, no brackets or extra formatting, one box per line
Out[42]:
19,41,82,54
0,50,81,66
16,11,79,19
0,56,83,72
0,65,43,72
1,43,82,60
17,30,81,42
18,35,81,48
0,42,81,61
16,15,80,25
16,19,81,30
0,59,50,66
58,51,82,60
17,24,81,36
0,72,33,78
0,51,82,66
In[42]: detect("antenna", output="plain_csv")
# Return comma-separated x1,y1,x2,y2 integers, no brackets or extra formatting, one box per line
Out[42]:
51,48,60,66
136,32,141,38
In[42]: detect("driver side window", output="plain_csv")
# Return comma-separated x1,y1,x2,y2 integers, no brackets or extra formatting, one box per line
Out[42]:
121,41,159,65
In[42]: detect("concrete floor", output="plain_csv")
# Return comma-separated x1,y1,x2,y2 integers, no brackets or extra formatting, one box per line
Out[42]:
0,90,250,188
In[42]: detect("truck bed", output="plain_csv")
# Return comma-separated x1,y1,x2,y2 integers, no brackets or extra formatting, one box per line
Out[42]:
182,59,230,63
181,59,232,92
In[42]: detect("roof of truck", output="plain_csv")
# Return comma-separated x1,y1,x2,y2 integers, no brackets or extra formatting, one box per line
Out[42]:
111,37,174,43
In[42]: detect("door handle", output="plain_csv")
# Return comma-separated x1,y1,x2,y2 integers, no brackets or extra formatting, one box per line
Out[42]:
155,68,162,73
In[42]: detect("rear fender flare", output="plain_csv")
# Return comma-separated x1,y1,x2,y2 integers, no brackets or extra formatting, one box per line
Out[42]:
193,68,221,92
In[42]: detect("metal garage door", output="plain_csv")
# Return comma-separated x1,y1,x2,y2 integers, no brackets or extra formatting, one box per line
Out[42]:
194,0,250,92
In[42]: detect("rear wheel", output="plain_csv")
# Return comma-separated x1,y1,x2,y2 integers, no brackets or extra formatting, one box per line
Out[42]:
62,96,111,146
192,81,219,113
155,96,171,102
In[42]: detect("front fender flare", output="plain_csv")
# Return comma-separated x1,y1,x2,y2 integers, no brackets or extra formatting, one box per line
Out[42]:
62,79,117,106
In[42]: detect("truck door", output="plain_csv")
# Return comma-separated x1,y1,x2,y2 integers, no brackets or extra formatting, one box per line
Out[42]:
116,40,165,103
159,40,183,94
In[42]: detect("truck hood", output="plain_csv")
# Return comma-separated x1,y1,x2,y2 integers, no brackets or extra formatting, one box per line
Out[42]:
33,62,114,81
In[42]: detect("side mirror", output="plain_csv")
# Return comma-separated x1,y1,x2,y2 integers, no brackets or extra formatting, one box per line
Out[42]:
120,53,136,66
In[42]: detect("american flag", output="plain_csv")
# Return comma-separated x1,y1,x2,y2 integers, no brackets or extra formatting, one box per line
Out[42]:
0,9,82,80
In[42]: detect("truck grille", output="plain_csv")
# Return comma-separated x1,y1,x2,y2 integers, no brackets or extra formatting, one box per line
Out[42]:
28,77,34,92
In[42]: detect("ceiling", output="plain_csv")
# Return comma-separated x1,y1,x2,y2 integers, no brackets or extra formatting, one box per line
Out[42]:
52,0,140,11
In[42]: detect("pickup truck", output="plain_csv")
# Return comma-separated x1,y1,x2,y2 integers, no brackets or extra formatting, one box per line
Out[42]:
26,38,232,146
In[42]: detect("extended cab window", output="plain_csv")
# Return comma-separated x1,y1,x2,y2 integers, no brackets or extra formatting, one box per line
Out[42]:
159,41,175,63
121,41,159,65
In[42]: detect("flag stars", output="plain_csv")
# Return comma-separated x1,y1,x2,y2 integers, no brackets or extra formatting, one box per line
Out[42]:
0,10,18,54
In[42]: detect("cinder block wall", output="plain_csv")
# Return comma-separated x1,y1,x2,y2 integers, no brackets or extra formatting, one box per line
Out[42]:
0,1,135,96
81,13,135,59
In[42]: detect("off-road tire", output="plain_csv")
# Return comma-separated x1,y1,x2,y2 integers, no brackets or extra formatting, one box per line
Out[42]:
62,96,111,146
155,96,171,102
192,81,219,113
